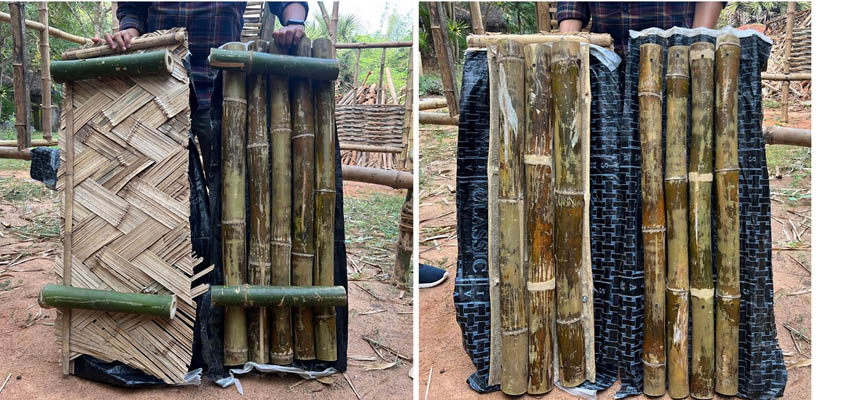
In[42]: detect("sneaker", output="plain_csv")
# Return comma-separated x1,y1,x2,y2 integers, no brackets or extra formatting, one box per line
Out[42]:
418,264,448,288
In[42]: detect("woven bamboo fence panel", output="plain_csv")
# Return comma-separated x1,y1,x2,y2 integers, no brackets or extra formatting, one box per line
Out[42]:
53,28,207,384
336,105,404,170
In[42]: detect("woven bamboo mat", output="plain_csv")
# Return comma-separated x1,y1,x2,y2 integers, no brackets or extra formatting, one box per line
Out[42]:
337,105,404,169
53,28,207,384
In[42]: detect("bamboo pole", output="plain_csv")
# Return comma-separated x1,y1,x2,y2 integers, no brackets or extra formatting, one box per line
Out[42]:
341,166,413,189
763,126,811,147
51,50,175,83
486,43,503,387
400,48,414,171
535,2,551,32
523,43,554,395
0,147,32,159
61,81,74,376
209,48,339,80
0,139,57,147
39,284,177,319
496,39,527,396
419,112,458,125
781,2,796,122
761,72,810,81
0,10,90,44
551,39,584,387
269,42,294,366
353,48,361,86
60,31,186,60
714,34,742,396
467,33,613,49
335,41,413,49
312,38,337,362
220,41,249,367
10,2,31,150
428,2,460,118
470,2,485,34
291,37,317,361
211,285,347,307
638,43,666,397
394,189,413,284
664,45,690,400
377,48,387,104
338,144,402,153
418,98,448,111
38,2,51,142
385,66,398,104
246,40,271,365
689,41,715,399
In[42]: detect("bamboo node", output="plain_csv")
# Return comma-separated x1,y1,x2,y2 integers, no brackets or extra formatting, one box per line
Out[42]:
666,286,689,294
556,316,582,325
690,288,715,299
666,73,689,79
503,327,529,336
664,176,687,182
638,91,662,99
716,293,741,300
246,142,269,149
222,219,246,225
688,172,714,182
642,359,666,367
714,167,740,173
291,133,315,140
223,96,248,104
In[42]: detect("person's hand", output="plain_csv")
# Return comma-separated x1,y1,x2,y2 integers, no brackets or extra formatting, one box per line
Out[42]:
93,28,141,51
273,25,306,48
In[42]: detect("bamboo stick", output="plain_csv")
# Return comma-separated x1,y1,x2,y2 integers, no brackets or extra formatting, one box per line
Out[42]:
335,41,413,49
0,10,90,44
400,47,414,171
551,39,584,387
338,144,402,153
38,2,51,142
10,2,30,150
714,33,742,396
211,285,347,307
394,189,413,284
638,43,666,397
664,45,690,400
291,37,317,361
209,48,339,80
761,72,810,81
312,38,338,362
524,43,554,395
269,42,294,366
419,112,458,125
220,41,249,367
467,33,613,49
418,97,448,111
60,31,186,60
39,284,177,319
689,41,715,399
61,81,74,375
495,39,527,396
763,126,811,147
51,50,175,83
427,2,460,118
377,48,387,104
781,2,796,122
341,165,413,189
486,43,502,387
470,2,485,34
246,40,271,365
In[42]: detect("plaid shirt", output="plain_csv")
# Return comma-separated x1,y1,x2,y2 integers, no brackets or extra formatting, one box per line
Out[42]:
118,2,308,109
557,2,700,55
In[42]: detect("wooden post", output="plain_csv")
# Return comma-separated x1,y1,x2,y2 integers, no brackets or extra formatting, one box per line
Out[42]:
246,40,271,364
524,43,554,395
496,39,527,396
291,37,317,361
664,45,690,400
354,48,361,87
269,42,294,366
385,66,398,104
638,43,666,397
38,2,52,142
552,40,585,387
393,190,413,284
312,38,337,362
470,2,485,34
427,2,460,118
377,48,387,104
714,34,741,396
781,2,796,122
688,41,715,399
10,2,31,150
220,42,249,367
61,81,74,376
400,48,413,171
535,2,551,32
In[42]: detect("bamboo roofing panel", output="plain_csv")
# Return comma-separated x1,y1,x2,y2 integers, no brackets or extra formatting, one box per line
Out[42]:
55,28,206,384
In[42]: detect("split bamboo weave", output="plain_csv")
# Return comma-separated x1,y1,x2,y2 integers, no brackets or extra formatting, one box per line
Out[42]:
54,28,206,384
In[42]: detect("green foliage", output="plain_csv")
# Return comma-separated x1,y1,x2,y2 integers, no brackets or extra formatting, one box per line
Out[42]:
344,192,404,249
764,98,781,109
493,2,537,34
419,72,443,96
718,1,811,28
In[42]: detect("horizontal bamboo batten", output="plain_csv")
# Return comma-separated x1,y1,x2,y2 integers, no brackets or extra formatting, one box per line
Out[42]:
209,48,339,80
39,284,177,319
51,50,174,83
210,286,348,307
341,165,413,189
467,32,613,48
0,10,90,44
335,41,412,49
60,31,187,60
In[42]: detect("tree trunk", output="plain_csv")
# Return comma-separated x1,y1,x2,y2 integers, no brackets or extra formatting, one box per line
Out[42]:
664,45,690,400
638,43,666,397
523,43,554,395
209,48,339,80
714,33,741,396
211,285,347,307
688,41,715,399
552,39,584,387
10,2,30,149
427,2,460,118
51,50,175,83
496,39,527,396
39,284,176,319
221,41,249,367
291,37,317,361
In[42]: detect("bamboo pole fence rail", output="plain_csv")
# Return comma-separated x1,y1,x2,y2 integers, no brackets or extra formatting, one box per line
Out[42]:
0,10,91,44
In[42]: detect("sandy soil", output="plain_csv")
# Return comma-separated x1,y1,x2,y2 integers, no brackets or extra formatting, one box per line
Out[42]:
0,179,412,399
417,110,811,399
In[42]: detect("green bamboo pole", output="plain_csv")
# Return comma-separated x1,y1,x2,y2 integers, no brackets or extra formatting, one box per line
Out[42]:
496,39,527,396
220,41,249,367
246,40,271,365
638,43,666,397
51,50,174,83
714,33,742,396
211,285,347,307
291,37,317,361
269,42,294,366
524,43,554,395
486,44,503,387
689,41,716,399
39,284,176,319
312,38,338,362
552,39,585,387
209,48,339,80
664,45,690,400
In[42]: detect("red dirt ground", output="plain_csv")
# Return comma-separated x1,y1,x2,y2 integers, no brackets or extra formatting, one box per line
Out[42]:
418,110,811,399
0,179,412,399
